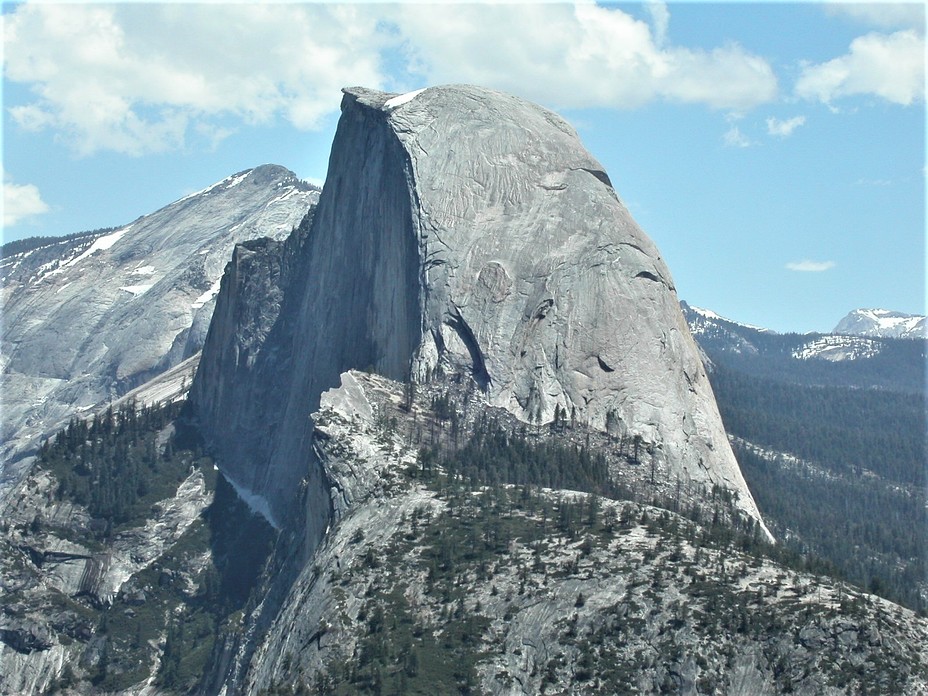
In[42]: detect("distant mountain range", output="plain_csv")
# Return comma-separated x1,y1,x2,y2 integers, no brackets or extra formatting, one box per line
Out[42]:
685,302,926,342
681,301,925,393
833,308,926,340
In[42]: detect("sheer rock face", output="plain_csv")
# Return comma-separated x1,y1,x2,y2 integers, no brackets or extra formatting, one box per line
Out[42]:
0,165,318,495
192,85,767,536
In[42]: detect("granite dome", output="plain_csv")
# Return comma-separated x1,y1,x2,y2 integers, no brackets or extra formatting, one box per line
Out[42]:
192,85,769,537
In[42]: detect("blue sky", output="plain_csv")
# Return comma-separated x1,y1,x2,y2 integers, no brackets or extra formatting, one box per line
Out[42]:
2,1,924,333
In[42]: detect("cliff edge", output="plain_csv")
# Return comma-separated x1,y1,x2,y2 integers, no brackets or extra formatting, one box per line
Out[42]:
192,85,769,540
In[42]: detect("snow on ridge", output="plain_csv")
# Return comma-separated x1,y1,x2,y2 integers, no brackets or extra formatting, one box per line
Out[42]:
265,188,301,208
835,308,926,338
223,170,251,190
792,335,882,362
384,88,427,110
174,169,253,204
62,226,132,269
690,305,724,321
689,305,772,333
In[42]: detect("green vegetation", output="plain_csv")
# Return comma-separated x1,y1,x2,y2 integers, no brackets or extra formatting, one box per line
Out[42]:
420,413,618,496
39,401,198,530
712,367,923,485
286,409,924,695
736,441,926,613
705,363,927,614
32,401,276,692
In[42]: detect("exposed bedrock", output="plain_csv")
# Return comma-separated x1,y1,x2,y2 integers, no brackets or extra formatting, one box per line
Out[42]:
192,84,769,539
0,165,317,496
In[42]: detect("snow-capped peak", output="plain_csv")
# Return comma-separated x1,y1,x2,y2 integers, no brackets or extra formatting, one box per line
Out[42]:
683,303,774,334
833,309,926,340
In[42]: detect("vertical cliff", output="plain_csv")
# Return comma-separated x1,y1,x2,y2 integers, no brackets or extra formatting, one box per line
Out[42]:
192,85,769,541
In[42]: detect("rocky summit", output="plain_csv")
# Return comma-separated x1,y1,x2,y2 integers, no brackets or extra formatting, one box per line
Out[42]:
0,165,318,494
833,308,926,340
192,85,768,540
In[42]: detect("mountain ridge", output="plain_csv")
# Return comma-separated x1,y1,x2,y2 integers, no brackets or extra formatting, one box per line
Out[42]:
0,164,318,495
834,308,926,339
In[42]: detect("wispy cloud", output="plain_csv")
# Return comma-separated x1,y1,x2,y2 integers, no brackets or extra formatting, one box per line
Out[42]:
3,170,50,227
766,115,806,137
824,3,925,32
646,1,670,47
796,30,925,105
856,178,893,187
786,259,836,272
723,126,752,148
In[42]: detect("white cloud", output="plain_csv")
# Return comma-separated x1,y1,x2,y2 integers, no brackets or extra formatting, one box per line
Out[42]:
786,260,836,272
3,2,779,155
646,1,671,48
796,30,925,105
3,171,50,226
766,115,806,137
3,3,388,155
825,3,925,32
723,126,752,148
390,3,778,112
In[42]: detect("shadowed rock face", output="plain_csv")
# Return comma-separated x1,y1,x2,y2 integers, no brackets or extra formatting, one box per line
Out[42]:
192,85,768,538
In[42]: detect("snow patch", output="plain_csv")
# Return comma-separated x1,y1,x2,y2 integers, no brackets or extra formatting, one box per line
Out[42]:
221,471,280,530
384,88,427,111
265,188,301,208
835,308,926,339
223,171,251,190
132,265,155,276
191,277,223,310
174,169,251,204
64,226,131,268
119,284,154,296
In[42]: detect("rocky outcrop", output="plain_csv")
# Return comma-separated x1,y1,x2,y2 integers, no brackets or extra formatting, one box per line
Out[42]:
242,371,928,696
192,85,767,538
0,453,213,695
0,165,318,496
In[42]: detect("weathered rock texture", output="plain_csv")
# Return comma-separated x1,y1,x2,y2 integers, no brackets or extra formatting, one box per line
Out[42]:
0,165,318,495
243,371,928,696
193,85,767,536
0,462,212,695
